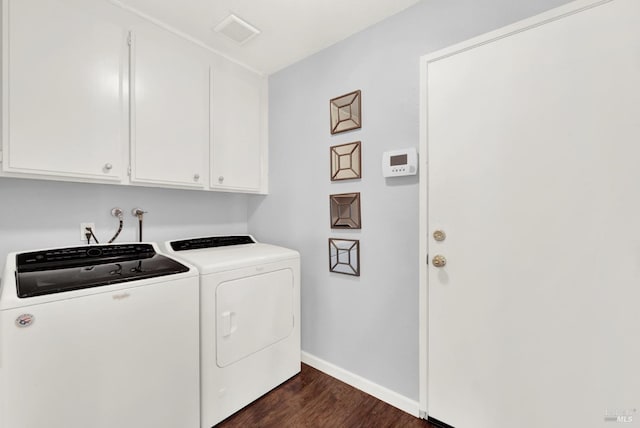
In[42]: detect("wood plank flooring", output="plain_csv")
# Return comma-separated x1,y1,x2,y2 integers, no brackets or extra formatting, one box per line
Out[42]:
216,363,437,428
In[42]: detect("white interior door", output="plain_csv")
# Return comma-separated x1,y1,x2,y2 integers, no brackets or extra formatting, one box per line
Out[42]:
423,1,640,427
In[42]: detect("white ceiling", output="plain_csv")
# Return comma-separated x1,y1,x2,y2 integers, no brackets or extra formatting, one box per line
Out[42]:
111,0,422,75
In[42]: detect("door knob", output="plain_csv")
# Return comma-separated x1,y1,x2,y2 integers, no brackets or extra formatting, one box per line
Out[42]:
432,255,447,268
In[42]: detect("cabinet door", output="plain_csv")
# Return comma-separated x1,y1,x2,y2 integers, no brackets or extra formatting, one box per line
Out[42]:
2,0,126,181
211,67,265,193
130,25,209,188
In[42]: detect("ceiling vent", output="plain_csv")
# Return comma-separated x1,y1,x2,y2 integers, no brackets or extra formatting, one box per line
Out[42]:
213,14,260,45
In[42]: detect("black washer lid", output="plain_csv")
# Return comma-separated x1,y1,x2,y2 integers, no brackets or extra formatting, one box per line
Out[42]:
170,235,255,251
15,244,190,298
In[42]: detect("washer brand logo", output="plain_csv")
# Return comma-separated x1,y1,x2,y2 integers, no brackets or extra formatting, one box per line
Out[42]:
112,293,131,300
15,314,35,328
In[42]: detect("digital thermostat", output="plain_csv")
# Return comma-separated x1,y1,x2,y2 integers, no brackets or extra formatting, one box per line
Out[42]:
382,147,418,177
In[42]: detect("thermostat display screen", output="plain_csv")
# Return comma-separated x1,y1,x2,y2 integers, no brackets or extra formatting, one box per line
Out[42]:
390,154,407,166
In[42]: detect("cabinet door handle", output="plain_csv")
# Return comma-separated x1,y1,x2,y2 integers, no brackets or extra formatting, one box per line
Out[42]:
194,173,200,181
218,176,224,183
104,163,113,171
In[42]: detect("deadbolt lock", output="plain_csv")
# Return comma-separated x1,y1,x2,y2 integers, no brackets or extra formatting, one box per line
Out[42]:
432,255,447,268
433,230,446,242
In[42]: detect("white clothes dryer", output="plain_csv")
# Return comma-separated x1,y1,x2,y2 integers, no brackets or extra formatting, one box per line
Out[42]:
164,235,300,428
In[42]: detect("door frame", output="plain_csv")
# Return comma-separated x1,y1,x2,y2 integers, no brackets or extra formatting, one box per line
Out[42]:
417,0,612,417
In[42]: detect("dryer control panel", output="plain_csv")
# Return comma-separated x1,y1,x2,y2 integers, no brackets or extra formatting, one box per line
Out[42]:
170,235,256,251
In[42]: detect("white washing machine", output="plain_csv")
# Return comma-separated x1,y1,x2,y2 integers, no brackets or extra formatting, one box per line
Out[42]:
0,243,200,428
164,235,300,428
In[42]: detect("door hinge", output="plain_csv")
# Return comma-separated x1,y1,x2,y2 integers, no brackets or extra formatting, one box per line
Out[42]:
127,32,133,46
0,151,3,163
127,165,131,176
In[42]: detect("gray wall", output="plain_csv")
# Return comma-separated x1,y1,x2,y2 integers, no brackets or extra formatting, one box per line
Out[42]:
0,178,249,278
248,0,573,401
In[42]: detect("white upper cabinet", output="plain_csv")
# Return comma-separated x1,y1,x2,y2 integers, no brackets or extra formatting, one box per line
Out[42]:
1,0,268,193
129,25,209,188
2,0,126,181
211,65,266,193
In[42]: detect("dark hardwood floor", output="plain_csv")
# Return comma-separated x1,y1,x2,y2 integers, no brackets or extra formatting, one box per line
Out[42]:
216,363,437,428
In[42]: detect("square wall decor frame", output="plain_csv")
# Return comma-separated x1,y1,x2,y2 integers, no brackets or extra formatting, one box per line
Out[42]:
330,192,361,229
330,90,361,134
330,141,361,181
329,238,360,276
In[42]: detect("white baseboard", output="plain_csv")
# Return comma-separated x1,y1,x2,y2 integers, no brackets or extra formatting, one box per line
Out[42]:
301,351,421,418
